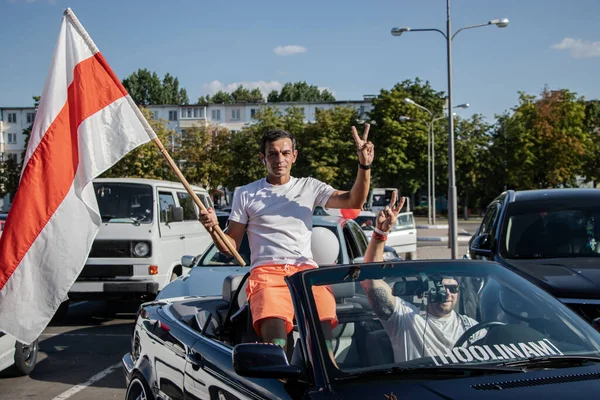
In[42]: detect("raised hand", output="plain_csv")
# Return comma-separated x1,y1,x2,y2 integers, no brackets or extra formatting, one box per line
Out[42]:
376,191,406,233
352,124,374,166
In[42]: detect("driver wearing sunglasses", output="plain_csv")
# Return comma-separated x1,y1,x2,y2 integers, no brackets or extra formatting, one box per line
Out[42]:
360,192,484,363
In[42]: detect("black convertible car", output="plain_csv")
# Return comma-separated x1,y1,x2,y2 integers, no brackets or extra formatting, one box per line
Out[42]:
467,189,600,323
123,259,600,399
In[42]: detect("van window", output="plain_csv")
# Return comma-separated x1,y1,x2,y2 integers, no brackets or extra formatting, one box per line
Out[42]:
196,193,213,209
93,183,153,223
159,192,176,223
177,192,198,221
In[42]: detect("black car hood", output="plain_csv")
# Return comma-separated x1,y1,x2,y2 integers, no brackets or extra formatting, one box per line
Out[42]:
503,257,600,299
332,365,600,399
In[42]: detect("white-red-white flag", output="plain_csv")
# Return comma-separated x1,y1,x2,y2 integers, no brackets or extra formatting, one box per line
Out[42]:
0,9,157,343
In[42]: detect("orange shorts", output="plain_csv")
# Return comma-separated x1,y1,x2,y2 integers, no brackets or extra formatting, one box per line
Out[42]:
246,264,337,334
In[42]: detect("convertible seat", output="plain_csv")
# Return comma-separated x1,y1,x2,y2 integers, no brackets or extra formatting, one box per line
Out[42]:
365,329,394,366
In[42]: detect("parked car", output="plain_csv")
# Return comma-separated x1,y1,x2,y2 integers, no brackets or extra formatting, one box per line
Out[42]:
0,333,39,376
466,189,600,323
355,210,418,260
66,178,214,309
157,216,399,300
123,259,600,399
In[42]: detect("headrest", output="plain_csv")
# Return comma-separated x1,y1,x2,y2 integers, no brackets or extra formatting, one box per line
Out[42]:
222,273,247,304
333,282,355,299
312,227,340,265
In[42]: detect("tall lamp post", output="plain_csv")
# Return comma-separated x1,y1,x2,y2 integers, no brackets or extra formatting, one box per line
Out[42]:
391,2,508,258
401,102,468,225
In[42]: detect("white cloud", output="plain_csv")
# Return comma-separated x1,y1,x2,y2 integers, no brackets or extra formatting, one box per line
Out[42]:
273,45,307,56
201,80,284,98
551,37,600,58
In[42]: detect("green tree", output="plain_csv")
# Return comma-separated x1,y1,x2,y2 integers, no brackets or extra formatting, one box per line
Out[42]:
268,82,337,102
230,85,264,103
368,79,446,198
173,123,232,190
299,106,361,188
123,69,189,106
208,91,232,104
493,88,589,189
454,114,491,217
582,100,600,187
101,108,178,180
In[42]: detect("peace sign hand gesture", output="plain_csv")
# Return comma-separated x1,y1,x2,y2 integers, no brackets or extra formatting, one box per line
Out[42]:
352,124,374,166
376,191,406,233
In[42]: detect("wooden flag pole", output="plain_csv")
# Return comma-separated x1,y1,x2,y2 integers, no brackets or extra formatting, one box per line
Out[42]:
151,138,246,266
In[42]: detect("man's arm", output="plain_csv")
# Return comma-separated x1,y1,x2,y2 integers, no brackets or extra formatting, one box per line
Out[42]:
360,191,406,321
325,125,373,210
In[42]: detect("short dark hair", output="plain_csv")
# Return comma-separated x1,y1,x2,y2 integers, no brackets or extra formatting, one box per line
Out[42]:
260,129,296,154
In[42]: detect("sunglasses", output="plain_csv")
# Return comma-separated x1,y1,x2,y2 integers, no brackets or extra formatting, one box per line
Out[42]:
444,284,460,294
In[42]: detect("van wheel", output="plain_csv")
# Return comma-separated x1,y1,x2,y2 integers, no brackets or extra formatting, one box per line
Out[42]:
13,339,38,376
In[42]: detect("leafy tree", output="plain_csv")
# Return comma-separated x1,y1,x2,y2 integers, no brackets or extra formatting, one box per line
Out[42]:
0,157,20,199
299,106,361,188
231,85,264,103
123,69,189,106
454,114,491,217
267,82,336,102
208,91,232,104
173,123,232,190
493,88,588,189
101,108,179,180
582,100,600,187
368,78,446,198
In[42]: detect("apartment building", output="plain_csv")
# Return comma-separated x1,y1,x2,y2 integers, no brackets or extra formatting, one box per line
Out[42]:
0,98,374,160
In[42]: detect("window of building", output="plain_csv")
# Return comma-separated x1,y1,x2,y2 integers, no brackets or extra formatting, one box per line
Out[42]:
250,109,257,118
299,107,305,116
7,133,17,144
7,113,16,123
231,109,241,120
152,111,159,120
212,109,221,120
180,107,204,119
26,112,36,124
168,111,178,121
359,105,365,116
6,153,18,163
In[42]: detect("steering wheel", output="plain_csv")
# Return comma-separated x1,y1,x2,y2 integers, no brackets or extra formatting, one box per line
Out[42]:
454,321,507,348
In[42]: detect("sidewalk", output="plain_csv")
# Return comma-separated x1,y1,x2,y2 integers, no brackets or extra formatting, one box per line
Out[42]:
417,227,473,243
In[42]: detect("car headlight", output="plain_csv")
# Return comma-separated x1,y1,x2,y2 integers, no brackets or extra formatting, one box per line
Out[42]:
133,242,150,257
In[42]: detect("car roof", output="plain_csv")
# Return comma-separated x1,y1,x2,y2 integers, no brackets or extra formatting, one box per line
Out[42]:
93,177,207,192
312,215,344,227
512,188,600,203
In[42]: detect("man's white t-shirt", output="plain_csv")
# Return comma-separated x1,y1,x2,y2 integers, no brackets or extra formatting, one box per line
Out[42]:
381,297,482,363
228,177,335,268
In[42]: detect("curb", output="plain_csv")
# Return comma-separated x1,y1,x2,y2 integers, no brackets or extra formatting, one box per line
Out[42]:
416,224,449,229
417,236,472,242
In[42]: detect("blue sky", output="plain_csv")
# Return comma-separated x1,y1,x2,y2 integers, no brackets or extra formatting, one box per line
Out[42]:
1,0,599,121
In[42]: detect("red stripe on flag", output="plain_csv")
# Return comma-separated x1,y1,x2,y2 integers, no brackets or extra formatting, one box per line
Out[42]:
0,53,127,289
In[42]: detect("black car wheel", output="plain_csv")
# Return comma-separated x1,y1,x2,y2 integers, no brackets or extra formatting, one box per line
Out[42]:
13,338,38,376
126,375,154,400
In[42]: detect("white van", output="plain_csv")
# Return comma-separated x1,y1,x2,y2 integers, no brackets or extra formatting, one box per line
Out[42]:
68,178,213,303
366,188,399,214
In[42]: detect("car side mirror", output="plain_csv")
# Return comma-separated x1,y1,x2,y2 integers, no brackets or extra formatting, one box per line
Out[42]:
470,233,492,258
171,206,184,222
233,343,302,379
181,255,195,268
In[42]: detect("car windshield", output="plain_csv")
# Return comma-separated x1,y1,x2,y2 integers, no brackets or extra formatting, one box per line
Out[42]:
500,201,600,259
94,183,154,224
301,261,600,378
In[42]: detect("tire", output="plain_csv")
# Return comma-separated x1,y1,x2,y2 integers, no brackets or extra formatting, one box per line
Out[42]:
126,374,155,400
13,338,38,376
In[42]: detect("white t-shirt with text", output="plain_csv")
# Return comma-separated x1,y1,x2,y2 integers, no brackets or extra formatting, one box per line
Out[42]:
228,177,335,268
381,297,482,363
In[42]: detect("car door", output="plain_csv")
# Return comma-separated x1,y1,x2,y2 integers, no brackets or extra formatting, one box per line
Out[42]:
175,190,213,257
386,212,417,253
469,202,501,261
157,188,185,270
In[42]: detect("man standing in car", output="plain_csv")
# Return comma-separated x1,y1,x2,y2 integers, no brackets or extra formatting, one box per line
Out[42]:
199,126,374,351
361,191,483,362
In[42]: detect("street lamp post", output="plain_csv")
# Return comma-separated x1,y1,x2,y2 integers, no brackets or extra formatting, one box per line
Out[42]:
391,2,508,258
